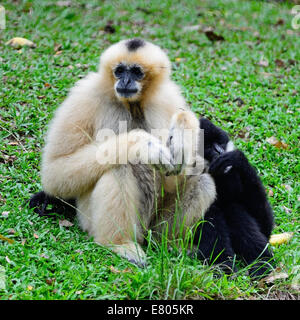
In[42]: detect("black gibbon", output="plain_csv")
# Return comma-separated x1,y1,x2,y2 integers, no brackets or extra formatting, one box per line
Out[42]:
32,39,216,266
195,118,275,278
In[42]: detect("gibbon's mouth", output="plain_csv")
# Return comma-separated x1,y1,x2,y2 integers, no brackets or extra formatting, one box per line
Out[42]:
116,87,138,98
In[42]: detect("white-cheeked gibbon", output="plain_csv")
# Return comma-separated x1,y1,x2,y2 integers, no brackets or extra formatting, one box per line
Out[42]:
40,38,216,266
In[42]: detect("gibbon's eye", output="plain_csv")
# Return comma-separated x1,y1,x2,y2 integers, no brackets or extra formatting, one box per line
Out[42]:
114,65,126,78
213,143,225,155
130,66,144,80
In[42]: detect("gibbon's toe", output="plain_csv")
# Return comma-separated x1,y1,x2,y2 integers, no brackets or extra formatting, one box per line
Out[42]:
110,241,147,268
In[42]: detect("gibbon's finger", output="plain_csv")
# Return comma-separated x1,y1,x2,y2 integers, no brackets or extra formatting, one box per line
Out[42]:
209,155,234,175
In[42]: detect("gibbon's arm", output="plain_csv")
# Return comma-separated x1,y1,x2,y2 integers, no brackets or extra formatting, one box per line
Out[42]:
41,73,111,198
209,150,274,237
236,151,274,238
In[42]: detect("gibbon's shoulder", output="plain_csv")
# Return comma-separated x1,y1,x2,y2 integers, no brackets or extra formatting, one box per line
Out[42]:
68,72,102,97
149,79,186,108
53,72,103,117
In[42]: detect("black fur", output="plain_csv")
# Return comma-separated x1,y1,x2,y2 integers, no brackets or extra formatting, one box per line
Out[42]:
126,38,145,51
195,118,275,278
29,191,76,220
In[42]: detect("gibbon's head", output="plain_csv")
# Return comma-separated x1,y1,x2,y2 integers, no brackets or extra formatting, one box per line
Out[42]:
200,118,235,163
98,38,171,102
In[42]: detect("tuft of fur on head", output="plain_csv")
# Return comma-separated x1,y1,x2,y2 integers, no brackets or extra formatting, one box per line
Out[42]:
98,39,171,104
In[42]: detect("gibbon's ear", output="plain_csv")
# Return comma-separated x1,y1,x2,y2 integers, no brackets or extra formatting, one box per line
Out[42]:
29,191,76,220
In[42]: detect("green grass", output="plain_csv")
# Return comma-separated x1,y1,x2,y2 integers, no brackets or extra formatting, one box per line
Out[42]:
0,0,299,300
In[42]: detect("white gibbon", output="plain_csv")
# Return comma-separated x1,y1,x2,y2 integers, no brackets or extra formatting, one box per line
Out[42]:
41,38,216,266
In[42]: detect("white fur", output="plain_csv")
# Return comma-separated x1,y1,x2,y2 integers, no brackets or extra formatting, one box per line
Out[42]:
41,39,216,264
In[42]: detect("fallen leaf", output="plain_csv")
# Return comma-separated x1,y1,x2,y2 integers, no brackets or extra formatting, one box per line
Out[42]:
8,228,15,234
204,30,225,42
183,25,201,32
56,1,72,7
104,24,116,34
59,219,74,227
264,271,288,284
282,206,292,214
8,141,19,146
33,233,39,239
266,136,288,149
260,72,272,78
54,50,63,56
268,189,274,197
44,83,51,88
2,211,9,217
258,58,269,67
0,234,14,244
288,59,297,66
269,232,293,246
275,59,285,68
54,43,62,52
6,37,36,49
27,285,33,291
275,19,285,26
136,7,152,14
46,278,55,285
109,265,132,274
233,97,245,107
282,184,293,192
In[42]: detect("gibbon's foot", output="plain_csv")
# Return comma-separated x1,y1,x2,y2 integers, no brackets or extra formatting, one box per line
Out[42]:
218,258,238,275
248,260,274,280
167,111,200,176
211,260,238,279
209,150,246,176
110,241,147,268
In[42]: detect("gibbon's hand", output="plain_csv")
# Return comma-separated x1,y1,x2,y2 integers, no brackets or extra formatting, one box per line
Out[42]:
166,110,201,176
166,132,184,174
209,150,246,176
147,140,180,175
166,128,200,175
127,131,178,175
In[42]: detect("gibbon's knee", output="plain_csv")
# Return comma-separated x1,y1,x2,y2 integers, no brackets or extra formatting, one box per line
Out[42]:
80,165,159,246
151,172,216,239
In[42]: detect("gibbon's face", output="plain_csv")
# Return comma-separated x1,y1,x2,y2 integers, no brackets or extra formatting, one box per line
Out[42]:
99,38,171,103
113,63,144,99
200,118,234,163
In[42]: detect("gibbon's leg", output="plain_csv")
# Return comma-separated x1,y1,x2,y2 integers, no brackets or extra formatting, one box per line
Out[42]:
150,110,216,240
151,173,216,240
224,203,274,279
194,204,237,274
77,164,160,266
